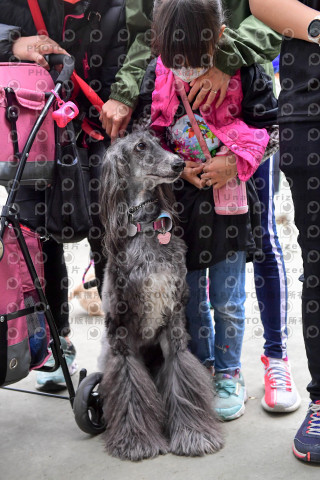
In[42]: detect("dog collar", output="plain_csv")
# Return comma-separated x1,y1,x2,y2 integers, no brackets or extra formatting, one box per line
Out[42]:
128,199,159,217
128,211,172,244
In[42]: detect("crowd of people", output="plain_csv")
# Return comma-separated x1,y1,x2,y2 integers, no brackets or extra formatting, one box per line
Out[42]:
1,0,319,464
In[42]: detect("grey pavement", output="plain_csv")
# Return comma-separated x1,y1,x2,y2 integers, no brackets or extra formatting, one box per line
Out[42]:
0,177,319,480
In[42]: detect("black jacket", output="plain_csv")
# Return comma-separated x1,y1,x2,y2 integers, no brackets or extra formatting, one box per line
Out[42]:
0,0,153,111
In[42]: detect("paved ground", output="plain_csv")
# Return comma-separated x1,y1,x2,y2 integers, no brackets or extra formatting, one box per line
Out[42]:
1,177,319,480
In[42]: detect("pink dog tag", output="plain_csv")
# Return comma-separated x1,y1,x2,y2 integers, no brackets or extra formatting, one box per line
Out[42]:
157,232,171,244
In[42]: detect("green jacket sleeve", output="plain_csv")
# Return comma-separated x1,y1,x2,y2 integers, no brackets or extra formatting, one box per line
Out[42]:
109,0,153,109
215,15,282,77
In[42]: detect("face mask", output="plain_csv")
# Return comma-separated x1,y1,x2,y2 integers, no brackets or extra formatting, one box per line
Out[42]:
171,66,209,83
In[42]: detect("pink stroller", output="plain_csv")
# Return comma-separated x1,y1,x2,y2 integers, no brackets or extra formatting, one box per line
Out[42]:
0,54,105,435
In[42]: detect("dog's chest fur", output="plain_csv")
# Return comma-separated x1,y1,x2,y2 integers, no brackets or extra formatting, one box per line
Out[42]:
103,234,187,340
139,270,179,333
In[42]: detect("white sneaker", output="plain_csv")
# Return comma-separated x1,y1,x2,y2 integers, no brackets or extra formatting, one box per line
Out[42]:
261,355,301,413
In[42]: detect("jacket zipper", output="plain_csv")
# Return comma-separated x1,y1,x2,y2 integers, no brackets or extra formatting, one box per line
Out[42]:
83,52,90,79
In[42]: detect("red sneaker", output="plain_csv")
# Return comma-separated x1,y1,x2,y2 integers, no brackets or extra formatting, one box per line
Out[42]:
261,355,301,412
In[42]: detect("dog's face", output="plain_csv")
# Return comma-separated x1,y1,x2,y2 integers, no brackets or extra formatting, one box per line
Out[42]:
108,130,185,188
129,132,185,186
100,130,186,248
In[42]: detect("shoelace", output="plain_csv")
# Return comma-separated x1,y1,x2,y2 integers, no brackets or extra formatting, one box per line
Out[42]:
215,375,239,397
306,402,320,436
266,362,292,391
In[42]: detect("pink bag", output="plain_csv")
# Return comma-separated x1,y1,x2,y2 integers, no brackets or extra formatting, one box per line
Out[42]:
0,225,50,386
0,62,55,186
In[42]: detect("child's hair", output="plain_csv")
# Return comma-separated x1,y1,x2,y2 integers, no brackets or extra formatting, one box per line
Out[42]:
152,0,224,69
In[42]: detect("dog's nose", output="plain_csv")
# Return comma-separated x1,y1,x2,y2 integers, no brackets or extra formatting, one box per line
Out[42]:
171,159,186,173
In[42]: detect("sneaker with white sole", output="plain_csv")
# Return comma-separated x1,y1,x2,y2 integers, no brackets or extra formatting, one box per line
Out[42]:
293,400,320,463
214,371,247,421
261,354,301,413
35,337,78,392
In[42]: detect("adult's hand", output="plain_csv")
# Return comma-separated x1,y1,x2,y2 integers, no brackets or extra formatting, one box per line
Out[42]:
201,151,237,189
12,35,68,70
188,66,231,111
99,99,133,141
181,161,205,189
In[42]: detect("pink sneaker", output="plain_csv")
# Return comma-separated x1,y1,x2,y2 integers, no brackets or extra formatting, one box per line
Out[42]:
261,355,301,413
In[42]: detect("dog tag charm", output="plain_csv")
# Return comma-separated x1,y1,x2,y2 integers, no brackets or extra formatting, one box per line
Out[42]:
128,223,138,236
158,232,171,244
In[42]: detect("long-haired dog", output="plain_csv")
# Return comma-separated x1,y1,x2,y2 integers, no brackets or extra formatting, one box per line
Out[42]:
99,130,224,461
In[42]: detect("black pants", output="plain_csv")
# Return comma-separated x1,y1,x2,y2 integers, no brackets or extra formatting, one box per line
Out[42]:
280,122,320,401
13,139,108,336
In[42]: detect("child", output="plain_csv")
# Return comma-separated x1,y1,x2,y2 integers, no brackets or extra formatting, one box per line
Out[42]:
140,0,276,421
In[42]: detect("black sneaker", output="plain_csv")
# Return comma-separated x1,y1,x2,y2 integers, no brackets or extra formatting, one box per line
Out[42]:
293,400,320,463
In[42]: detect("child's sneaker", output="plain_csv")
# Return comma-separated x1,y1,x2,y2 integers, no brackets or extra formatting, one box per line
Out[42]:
35,337,78,392
293,400,320,463
214,371,247,421
261,355,301,412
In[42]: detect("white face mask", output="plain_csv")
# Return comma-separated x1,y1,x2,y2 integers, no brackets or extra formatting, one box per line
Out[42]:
171,66,209,83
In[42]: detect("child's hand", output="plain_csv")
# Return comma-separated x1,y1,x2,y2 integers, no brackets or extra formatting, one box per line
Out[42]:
188,67,231,111
181,161,204,189
201,152,237,189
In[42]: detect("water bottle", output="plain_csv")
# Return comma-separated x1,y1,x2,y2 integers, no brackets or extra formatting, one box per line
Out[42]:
213,147,248,215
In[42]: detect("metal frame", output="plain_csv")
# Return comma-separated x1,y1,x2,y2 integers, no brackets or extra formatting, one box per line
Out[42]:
0,78,75,407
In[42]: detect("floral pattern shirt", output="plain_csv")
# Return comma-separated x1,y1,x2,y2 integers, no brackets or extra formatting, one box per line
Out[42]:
166,112,221,163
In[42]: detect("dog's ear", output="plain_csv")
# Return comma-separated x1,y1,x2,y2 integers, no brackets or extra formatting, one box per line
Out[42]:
100,144,130,253
155,183,178,225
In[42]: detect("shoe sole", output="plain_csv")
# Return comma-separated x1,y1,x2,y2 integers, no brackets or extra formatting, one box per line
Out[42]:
222,403,246,421
35,380,67,392
261,394,301,413
292,443,320,463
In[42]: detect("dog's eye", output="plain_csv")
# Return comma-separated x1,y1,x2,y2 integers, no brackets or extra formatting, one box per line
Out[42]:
134,142,147,152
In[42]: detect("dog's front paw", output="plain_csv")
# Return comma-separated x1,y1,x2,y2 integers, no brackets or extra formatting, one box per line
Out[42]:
170,427,224,457
105,433,168,461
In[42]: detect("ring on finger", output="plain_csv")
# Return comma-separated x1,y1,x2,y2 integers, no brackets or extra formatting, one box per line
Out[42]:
211,89,218,94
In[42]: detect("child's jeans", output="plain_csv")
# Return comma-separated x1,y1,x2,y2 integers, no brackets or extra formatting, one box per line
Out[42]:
186,251,246,372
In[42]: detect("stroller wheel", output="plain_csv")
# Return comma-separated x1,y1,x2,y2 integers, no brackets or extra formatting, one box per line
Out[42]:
73,372,106,435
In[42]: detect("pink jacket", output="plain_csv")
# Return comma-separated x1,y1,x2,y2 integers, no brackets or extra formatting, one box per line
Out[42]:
151,57,269,181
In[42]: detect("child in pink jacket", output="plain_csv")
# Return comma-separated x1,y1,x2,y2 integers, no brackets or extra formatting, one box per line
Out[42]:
151,57,269,181
144,0,275,421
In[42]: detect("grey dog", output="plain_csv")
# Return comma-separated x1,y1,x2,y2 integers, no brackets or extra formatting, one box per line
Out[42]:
99,130,224,461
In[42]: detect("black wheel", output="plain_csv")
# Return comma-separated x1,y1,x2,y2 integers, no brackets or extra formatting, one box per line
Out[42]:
73,372,106,435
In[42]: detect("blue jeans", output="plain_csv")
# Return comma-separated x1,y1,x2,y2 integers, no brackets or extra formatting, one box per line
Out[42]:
186,251,246,372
